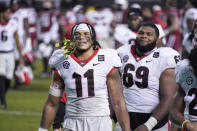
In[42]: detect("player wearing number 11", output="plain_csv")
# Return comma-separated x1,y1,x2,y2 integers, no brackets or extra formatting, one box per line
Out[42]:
117,22,180,131
39,22,130,131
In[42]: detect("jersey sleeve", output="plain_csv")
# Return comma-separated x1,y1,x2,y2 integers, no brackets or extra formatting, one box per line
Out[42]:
10,19,18,33
114,25,127,45
106,49,122,69
21,9,29,19
48,49,65,69
159,47,180,73
175,59,189,84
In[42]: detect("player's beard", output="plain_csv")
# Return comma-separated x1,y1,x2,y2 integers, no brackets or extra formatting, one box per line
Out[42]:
135,39,156,54
75,44,93,53
73,36,93,53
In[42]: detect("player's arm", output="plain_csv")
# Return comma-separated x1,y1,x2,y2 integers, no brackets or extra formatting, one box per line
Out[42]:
39,71,64,130
135,68,178,131
169,87,185,127
107,68,131,131
14,31,24,65
153,68,178,122
164,15,179,35
24,17,30,38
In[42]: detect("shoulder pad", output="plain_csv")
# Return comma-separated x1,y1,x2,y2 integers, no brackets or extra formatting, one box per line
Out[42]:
158,47,179,56
48,49,65,69
101,48,122,68
175,59,189,76
157,47,180,72
117,44,131,51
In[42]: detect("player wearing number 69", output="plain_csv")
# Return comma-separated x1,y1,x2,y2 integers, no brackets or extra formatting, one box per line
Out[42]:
169,45,197,131
117,22,180,131
38,22,131,131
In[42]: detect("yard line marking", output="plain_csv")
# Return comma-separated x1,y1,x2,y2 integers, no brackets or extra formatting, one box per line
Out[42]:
0,110,41,116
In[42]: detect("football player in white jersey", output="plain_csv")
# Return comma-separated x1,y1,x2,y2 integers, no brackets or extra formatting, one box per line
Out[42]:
37,1,59,77
114,8,143,49
10,0,30,52
86,6,114,49
38,22,130,131
117,22,180,131
169,46,197,130
0,4,24,109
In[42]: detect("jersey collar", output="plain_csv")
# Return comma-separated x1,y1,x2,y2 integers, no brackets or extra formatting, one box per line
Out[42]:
71,48,99,67
130,45,156,62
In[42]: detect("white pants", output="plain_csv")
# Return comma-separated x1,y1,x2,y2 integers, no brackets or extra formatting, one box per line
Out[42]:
115,122,169,131
63,116,112,131
0,52,15,79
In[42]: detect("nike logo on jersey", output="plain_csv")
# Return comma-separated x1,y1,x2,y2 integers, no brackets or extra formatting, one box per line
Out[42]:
93,63,100,66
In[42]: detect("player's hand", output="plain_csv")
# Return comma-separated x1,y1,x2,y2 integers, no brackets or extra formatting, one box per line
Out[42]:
134,124,148,131
185,122,197,131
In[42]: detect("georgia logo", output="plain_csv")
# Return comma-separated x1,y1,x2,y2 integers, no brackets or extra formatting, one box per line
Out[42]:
63,61,70,69
186,77,193,85
123,55,129,63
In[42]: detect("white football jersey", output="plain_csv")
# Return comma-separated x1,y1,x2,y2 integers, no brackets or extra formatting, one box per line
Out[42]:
37,10,58,43
175,59,197,122
86,8,113,38
117,44,179,113
27,8,37,34
10,8,28,42
0,19,18,52
182,8,197,36
114,24,137,45
49,48,122,117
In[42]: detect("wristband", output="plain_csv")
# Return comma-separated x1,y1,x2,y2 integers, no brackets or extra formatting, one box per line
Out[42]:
49,83,61,97
38,127,48,131
181,120,190,129
144,116,158,131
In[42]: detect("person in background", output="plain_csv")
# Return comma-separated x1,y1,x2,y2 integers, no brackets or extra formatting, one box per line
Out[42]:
181,0,197,58
142,5,166,30
114,8,143,49
165,0,182,51
86,5,114,49
111,0,128,28
114,7,166,49
182,0,197,36
0,4,24,109
10,0,31,89
37,0,59,78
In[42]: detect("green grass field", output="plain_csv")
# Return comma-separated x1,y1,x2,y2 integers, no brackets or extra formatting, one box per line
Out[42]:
0,60,54,131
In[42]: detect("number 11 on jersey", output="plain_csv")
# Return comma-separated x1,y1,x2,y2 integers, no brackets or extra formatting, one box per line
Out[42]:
72,69,95,97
